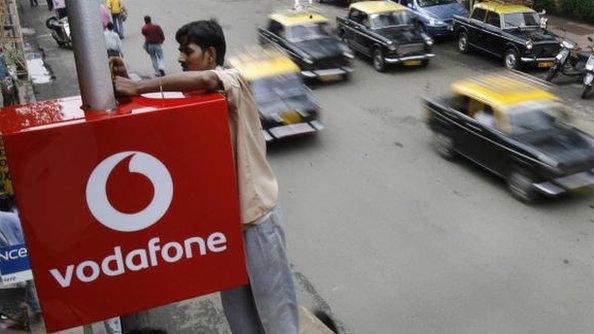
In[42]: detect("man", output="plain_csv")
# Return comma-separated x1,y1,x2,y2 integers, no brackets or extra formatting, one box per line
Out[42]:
104,22,123,58
107,0,124,38
113,20,299,334
52,0,66,19
141,16,165,77
99,3,112,30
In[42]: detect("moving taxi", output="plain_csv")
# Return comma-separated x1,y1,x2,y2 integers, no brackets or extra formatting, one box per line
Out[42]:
258,10,353,81
337,1,435,72
454,1,560,70
228,48,324,142
424,74,594,202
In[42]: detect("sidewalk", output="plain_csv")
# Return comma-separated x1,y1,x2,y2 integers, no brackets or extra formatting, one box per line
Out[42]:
548,15,594,47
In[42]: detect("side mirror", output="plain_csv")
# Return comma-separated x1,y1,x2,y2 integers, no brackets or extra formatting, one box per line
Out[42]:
539,9,547,16
540,17,548,29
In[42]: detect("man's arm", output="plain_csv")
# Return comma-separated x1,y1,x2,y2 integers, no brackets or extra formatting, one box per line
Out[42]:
158,26,165,43
114,71,222,96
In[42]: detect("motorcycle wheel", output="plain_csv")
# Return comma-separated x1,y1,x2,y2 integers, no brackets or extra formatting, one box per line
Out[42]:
546,66,559,82
582,85,592,99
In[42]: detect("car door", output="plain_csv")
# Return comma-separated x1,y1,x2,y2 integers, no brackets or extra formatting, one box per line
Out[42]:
468,8,488,50
346,9,366,53
483,11,505,56
357,12,375,56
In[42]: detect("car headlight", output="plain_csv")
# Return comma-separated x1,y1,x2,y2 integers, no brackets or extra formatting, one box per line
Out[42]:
428,18,443,26
387,42,398,51
526,40,534,50
561,40,577,50
425,38,434,46
586,57,594,71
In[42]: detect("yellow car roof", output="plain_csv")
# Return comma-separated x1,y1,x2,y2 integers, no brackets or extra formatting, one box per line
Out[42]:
350,1,405,14
474,2,535,14
228,49,300,81
452,74,560,108
269,11,328,26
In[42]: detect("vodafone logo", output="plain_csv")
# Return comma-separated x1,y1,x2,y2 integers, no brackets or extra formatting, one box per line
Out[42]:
85,152,173,232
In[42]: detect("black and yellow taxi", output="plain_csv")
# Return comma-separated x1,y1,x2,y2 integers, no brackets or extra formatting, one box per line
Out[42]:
337,1,435,72
228,48,324,142
258,10,353,81
424,74,594,202
454,1,560,70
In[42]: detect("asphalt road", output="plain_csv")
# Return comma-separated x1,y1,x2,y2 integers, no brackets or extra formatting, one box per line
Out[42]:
27,0,594,333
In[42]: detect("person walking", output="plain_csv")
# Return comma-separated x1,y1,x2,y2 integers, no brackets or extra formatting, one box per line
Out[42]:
99,3,112,30
141,15,165,77
104,22,123,58
107,0,125,39
52,0,66,19
112,20,300,334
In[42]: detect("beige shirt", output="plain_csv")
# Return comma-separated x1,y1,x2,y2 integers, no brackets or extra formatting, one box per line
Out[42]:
212,67,278,225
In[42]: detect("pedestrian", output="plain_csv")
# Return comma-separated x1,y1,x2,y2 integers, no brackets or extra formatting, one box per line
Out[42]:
105,22,123,58
99,3,112,30
141,15,165,77
112,20,300,334
107,0,125,39
52,0,66,19
29,0,38,8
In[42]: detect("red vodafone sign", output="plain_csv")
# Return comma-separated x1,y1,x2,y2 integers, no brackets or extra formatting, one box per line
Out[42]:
0,95,247,332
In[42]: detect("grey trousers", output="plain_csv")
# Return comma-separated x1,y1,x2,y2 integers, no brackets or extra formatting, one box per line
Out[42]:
221,206,299,334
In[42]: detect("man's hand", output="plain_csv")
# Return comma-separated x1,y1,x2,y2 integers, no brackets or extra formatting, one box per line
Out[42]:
109,57,129,79
114,76,140,96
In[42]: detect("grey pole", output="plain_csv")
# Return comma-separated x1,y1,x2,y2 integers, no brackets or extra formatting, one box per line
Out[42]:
65,0,117,111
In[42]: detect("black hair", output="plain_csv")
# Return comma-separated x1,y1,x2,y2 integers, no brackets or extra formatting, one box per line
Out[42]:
175,19,226,66
144,15,151,24
106,22,114,31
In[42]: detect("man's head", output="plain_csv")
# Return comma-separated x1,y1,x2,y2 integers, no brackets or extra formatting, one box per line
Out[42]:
144,15,151,24
106,22,114,31
175,19,226,71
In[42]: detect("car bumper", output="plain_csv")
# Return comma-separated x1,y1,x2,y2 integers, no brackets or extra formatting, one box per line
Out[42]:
425,24,455,36
301,67,353,81
263,120,325,142
385,53,435,64
533,171,594,196
520,56,557,63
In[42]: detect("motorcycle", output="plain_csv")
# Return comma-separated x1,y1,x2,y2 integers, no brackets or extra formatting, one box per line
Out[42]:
45,16,71,48
546,37,594,99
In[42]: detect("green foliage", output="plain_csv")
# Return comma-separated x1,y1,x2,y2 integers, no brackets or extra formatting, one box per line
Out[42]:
561,0,594,22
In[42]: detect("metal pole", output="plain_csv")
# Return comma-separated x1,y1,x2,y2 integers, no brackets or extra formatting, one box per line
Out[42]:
65,0,116,111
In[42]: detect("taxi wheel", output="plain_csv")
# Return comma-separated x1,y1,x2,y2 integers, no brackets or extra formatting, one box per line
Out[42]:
373,48,386,72
458,31,470,54
504,49,520,70
433,131,455,160
507,168,539,203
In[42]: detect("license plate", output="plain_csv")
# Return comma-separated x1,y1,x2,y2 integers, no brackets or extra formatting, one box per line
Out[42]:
319,74,342,82
281,111,301,124
538,61,554,68
404,60,422,66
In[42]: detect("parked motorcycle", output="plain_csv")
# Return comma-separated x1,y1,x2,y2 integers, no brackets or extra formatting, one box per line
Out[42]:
546,37,594,99
45,16,71,48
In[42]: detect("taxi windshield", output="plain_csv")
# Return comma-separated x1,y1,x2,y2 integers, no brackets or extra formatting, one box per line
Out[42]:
369,11,412,29
251,73,308,102
417,0,457,7
503,12,540,29
286,23,329,41
506,101,566,135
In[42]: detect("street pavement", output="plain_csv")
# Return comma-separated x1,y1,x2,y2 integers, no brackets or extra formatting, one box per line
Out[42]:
17,0,594,333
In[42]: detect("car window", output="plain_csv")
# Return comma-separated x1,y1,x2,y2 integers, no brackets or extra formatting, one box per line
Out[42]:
349,9,364,23
400,0,414,8
486,11,500,28
471,8,487,21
